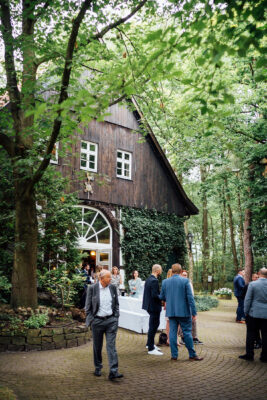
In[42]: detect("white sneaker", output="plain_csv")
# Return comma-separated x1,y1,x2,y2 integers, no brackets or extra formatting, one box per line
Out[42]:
146,345,160,351
148,349,163,356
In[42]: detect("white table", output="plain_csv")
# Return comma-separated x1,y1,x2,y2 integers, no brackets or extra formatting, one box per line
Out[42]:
118,296,166,334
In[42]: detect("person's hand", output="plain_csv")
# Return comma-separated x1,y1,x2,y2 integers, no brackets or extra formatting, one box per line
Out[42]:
192,315,197,321
133,287,136,290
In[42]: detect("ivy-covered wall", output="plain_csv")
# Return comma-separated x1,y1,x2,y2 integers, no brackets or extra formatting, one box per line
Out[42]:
120,207,186,281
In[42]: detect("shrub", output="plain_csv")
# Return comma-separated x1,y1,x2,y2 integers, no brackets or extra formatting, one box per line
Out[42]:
194,295,219,311
0,275,11,303
213,288,232,296
24,311,49,329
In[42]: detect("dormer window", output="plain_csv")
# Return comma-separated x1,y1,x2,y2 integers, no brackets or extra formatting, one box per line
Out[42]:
80,141,98,172
117,150,132,180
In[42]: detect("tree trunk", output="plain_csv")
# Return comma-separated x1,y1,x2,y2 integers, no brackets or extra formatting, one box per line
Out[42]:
243,208,253,284
225,178,239,272
237,191,244,268
184,220,194,284
11,183,38,308
200,166,209,290
209,214,215,292
220,185,227,286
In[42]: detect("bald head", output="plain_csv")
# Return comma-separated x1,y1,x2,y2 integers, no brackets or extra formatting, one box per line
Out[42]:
259,268,267,278
99,270,111,287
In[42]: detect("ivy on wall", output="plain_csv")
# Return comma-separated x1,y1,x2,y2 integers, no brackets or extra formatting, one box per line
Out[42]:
120,207,186,281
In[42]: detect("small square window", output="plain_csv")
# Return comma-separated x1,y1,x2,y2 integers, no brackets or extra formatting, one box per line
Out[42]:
116,150,131,180
80,141,98,172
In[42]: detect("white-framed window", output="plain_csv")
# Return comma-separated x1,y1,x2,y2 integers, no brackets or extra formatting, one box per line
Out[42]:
80,141,98,172
50,142,59,164
116,150,132,179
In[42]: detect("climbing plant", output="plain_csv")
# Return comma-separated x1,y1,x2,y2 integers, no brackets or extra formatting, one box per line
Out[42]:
121,207,186,281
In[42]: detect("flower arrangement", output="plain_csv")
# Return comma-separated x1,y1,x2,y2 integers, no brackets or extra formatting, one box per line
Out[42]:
213,288,232,296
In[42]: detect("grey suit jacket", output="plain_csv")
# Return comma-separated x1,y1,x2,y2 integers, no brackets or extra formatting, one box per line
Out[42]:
85,282,119,327
244,278,267,319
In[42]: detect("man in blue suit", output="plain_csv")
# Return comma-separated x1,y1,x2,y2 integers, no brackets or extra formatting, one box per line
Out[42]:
239,268,267,362
160,263,203,361
142,264,163,356
233,269,246,323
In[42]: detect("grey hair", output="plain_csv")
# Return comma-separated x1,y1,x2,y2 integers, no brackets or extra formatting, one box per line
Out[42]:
99,270,111,279
152,264,162,273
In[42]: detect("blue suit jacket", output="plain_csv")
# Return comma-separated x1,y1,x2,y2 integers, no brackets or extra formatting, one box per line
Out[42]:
159,275,197,317
142,275,162,314
244,278,267,319
233,274,245,297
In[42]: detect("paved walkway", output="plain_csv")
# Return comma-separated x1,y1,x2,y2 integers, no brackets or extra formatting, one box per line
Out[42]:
0,299,266,400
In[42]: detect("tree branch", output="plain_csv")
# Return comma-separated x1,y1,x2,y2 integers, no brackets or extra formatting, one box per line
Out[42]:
0,0,21,131
88,0,148,43
231,128,265,144
28,0,92,192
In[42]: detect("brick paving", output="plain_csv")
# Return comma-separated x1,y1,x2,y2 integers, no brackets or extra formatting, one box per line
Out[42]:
0,299,266,400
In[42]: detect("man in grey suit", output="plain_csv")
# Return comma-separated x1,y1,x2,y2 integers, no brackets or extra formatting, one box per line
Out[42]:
239,268,267,362
160,263,203,361
85,270,123,380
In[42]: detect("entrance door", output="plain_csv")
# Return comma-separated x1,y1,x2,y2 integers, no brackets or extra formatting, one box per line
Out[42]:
97,250,111,270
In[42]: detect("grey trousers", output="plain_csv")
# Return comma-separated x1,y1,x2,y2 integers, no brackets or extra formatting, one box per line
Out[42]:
91,316,119,374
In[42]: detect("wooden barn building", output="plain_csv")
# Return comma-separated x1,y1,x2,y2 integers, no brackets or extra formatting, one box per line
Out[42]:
52,100,198,273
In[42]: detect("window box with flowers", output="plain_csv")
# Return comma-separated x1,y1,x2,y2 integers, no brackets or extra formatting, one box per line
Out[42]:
213,288,232,299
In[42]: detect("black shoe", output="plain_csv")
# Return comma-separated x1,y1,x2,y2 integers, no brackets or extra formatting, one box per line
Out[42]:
108,372,124,380
239,354,254,361
94,369,101,377
193,338,204,345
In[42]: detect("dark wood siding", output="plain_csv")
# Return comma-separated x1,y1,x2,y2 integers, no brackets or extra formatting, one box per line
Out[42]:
56,105,192,216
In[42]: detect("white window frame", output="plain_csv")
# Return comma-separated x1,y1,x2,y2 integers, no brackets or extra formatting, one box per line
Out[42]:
80,141,98,172
50,142,59,165
116,149,132,180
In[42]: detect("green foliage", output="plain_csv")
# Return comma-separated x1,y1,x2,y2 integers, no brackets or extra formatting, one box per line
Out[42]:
24,311,49,329
38,267,85,308
121,207,186,281
36,169,81,271
0,315,21,333
194,295,219,312
0,275,11,303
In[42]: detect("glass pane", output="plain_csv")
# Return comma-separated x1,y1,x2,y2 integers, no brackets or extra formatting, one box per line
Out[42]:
81,160,86,167
93,214,107,232
81,142,87,149
81,153,87,160
89,162,95,169
90,144,96,151
100,253,109,262
117,162,122,168
117,168,122,175
124,169,129,177
117,151,122,159
89,155,95,161
124,153,130,160
83,209,97,225
98,228,110,244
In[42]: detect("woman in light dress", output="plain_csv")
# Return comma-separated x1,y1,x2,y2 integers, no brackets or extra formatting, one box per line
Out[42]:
128,270,142,298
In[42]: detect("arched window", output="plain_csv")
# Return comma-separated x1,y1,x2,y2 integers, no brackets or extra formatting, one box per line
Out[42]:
75,206,112,249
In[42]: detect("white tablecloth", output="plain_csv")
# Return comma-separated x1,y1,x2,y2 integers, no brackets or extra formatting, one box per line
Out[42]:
118,296,166,333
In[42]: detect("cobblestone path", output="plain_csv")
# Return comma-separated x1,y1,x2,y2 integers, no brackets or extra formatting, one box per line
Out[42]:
0,299,266,400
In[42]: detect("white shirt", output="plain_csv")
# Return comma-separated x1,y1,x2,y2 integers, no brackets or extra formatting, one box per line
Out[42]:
96,282,113,317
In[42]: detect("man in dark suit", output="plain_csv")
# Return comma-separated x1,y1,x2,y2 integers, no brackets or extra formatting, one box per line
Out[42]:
160,263,203,361
233,269,246,323
142,264,163,355
85,270,123,380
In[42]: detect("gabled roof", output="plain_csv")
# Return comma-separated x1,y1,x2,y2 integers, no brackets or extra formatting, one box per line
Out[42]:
130,97,198,216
